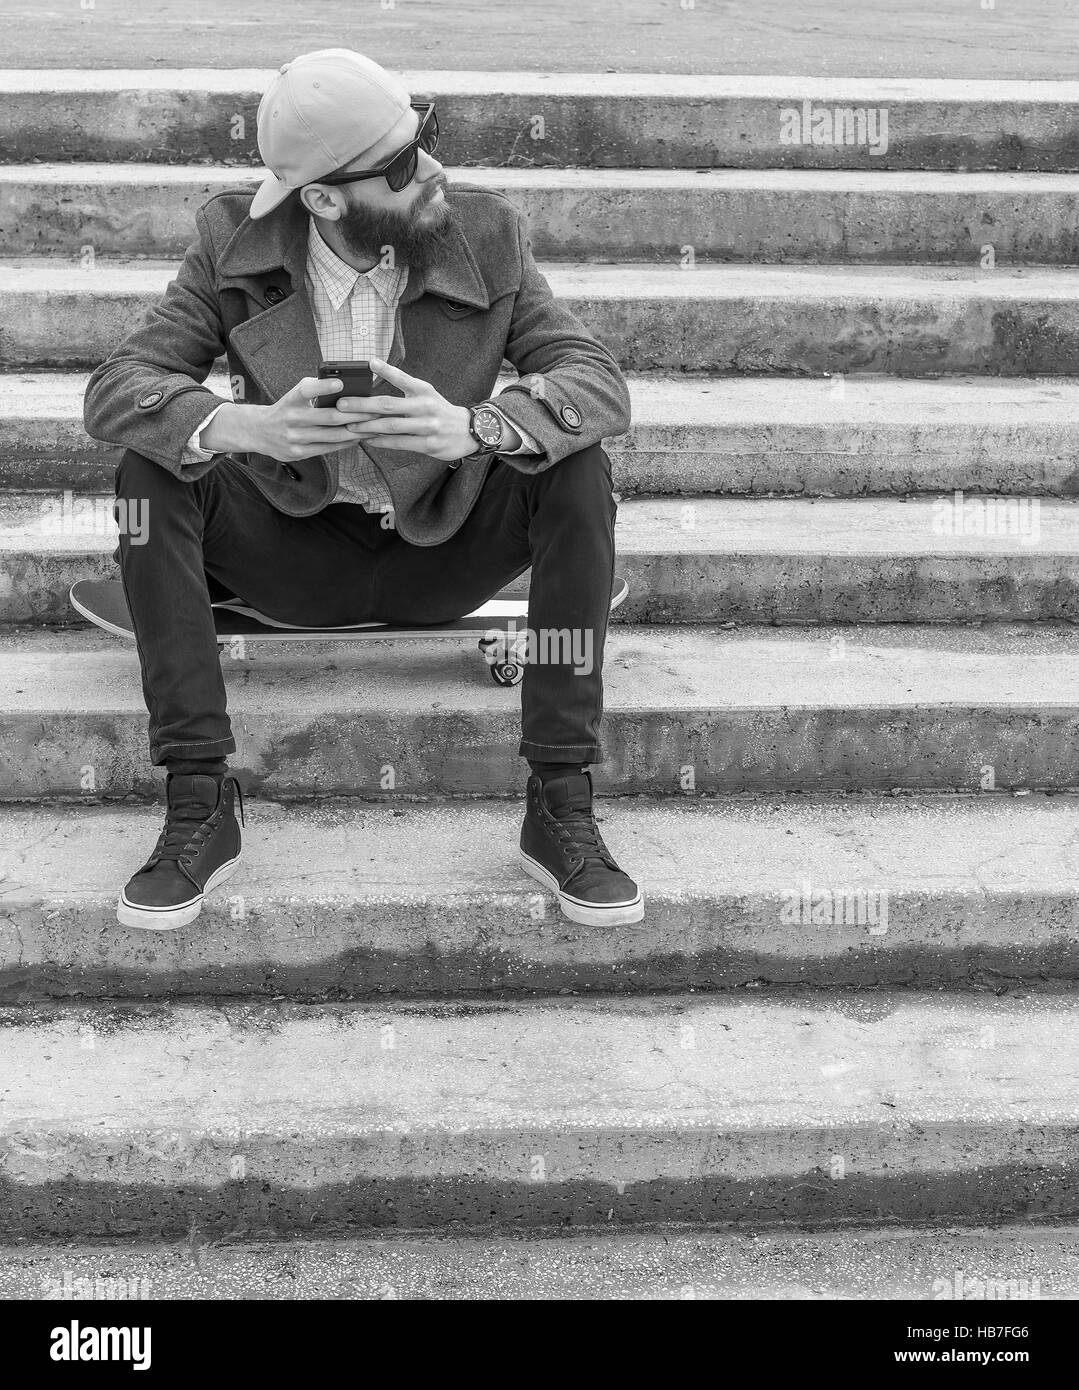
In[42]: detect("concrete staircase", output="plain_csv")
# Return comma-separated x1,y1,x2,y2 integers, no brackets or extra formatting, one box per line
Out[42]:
2,70,1079,1257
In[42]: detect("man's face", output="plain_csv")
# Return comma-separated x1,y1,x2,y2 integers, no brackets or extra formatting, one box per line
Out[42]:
307,104,453,269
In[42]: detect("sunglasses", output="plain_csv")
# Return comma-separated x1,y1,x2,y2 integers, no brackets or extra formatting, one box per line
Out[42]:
318,102,439,194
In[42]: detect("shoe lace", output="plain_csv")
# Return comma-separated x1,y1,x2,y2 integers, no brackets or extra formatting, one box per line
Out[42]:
147,776,244,869
549,805,612,868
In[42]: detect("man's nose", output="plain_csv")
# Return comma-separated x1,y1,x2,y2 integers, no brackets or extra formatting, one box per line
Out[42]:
417,149,444,179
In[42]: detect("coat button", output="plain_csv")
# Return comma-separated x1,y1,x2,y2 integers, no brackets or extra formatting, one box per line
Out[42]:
264,285,287,305
138,391,163,408
560,404,582,429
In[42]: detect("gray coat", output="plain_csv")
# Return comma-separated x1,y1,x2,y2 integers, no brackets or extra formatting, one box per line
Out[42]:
83,183,632,546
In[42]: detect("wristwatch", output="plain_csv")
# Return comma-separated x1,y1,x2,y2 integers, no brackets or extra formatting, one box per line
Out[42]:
462,403,505,461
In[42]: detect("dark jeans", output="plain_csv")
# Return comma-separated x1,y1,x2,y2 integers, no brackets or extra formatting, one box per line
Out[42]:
112,444,617,768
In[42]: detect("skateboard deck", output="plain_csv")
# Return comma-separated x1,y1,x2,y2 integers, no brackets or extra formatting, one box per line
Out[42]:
70,576,629,686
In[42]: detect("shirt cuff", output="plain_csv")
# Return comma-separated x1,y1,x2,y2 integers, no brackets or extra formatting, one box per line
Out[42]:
487,403,544,455
180,403,227,466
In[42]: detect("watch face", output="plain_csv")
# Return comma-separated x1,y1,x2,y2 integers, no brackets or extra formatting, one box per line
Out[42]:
473,407,502,447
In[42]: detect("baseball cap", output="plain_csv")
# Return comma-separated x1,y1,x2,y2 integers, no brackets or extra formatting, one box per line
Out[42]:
249,49,412,219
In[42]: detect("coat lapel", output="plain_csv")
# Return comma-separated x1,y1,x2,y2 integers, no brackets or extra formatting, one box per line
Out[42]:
216,196,319,402
226,297,321,403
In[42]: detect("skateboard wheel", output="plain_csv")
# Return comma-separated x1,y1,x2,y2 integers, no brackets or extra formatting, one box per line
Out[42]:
491,661,523,687
478,633,506,665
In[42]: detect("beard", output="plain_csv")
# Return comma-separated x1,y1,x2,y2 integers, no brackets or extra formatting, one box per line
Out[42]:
333,175,454,270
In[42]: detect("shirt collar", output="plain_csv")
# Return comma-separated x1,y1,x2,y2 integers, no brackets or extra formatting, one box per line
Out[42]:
307,219,407,311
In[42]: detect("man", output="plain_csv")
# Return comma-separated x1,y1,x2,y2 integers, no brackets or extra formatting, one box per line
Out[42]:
82,47,644,933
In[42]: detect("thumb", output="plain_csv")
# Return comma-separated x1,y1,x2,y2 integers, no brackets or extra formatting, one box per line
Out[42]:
297,376,344,405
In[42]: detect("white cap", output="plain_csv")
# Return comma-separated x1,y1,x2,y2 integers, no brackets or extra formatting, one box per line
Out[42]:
249,48,412,219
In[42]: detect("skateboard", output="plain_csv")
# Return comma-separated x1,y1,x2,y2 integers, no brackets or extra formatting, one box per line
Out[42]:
70,575,629,687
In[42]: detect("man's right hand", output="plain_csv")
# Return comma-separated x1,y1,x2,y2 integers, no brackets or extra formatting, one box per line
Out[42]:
200,377,379,462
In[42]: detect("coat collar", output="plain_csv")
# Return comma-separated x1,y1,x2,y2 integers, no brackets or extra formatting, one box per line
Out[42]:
216,190,490,311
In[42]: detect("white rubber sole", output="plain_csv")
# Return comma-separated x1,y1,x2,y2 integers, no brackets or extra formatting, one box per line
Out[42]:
519,850,645,926
116,855,241,930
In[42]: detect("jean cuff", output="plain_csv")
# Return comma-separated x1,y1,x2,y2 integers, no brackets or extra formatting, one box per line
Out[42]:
151,735,237,767
519,739,602,763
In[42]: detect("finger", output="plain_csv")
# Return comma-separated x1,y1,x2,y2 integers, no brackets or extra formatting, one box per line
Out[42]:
344,411,430,432
352,434,439,452
345,416,430,435
297,376,343,403
367,356,416,391
288,427,379,448
336,393,416,413
277,438,371,461
304,405,372,424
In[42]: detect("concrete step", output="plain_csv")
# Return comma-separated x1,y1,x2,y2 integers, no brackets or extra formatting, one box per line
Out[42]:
0,1,1074,81
2,1225,1075,1299
5,372,1079,498
2,72,1077,171
7,165,1079,264
8,0,1079,80
1,623,1078,798
4,492,1078,625
3,792,1079,1000
5,260,1079,374
3,991,1078,1237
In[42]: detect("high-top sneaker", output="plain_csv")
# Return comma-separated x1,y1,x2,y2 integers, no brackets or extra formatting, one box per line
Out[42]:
117,773,244,929
519,770,644,926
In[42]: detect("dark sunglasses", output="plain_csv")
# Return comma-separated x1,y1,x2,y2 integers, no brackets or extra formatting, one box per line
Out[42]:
318,102,439,194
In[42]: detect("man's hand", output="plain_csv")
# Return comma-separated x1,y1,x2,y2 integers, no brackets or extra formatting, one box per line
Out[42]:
337,357,477,461
200,376,385,463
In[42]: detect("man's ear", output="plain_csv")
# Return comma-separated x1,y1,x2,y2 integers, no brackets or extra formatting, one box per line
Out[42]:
301,184,344,221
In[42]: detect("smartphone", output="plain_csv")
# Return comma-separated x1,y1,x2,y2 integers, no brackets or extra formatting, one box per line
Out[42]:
314,360,376,410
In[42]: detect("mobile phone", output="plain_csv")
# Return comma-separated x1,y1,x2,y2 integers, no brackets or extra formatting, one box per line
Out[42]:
315,360,376,409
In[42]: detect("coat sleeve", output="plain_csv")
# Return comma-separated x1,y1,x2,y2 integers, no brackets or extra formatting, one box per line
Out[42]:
82,203,231,480
490,208,632,475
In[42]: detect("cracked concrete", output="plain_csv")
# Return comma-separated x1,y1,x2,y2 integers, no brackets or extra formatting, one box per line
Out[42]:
5,624,1079,798
2,993,1079,1236
2,793,1079,998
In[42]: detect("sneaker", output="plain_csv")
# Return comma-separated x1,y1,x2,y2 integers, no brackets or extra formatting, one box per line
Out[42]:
117,773,244,930
519,770,644,926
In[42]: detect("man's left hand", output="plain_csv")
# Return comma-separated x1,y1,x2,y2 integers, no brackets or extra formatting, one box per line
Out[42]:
337,356,476,461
